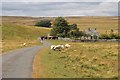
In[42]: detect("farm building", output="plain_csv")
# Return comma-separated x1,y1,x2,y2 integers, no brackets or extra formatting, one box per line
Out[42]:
84,28,100,40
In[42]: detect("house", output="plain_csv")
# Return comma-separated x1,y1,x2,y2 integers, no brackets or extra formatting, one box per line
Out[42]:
84,28,100,40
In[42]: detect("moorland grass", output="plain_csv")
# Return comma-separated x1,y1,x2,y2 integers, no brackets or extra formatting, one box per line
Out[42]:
33,40,118,78
2,23,50,53
2,16,118,34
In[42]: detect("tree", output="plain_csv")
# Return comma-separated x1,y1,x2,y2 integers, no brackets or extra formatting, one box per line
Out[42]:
68,29,85,38
50,17,84,38
51,17,69,37
53,17,68,27
50,25,70,37
35,20,51,27
69,24,77,30
109,34,116,39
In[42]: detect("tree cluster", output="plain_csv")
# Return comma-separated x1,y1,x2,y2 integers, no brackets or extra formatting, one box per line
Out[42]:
35,20,51,28
99,34,120,39
50,17,84,38
99,29,120,39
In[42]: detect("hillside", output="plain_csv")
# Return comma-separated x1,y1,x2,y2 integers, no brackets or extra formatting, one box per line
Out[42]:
2,16,118,34
66,16,118,34
2,23,51,53
2,23,50,40
2,16,118,52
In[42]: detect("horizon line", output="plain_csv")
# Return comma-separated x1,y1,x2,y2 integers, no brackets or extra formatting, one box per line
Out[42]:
2,15,119,17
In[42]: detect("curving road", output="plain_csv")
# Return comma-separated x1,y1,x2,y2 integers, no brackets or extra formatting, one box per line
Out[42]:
2,41,50,78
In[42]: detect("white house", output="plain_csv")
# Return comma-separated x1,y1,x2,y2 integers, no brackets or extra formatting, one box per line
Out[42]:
84,28,100,40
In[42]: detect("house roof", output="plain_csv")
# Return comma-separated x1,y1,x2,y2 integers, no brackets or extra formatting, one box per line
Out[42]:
85,28,100,36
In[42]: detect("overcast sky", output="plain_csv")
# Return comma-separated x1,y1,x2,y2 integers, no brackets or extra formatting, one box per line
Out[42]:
1,0,119,2
2,0,119,17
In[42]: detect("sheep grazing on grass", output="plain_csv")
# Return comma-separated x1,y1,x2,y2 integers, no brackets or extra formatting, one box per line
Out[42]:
54,45,62,51
60,45,64,49
53,45,64,51
23,43,26,46
51,45,55,50
21,43,26,46
51,44,71,51
51,44,65,51
65,44,71,48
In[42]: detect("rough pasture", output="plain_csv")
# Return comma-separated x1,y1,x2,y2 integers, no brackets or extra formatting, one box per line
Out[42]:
2,16,118,34
33,40,118,78
66,16,118,34
2,23,50,53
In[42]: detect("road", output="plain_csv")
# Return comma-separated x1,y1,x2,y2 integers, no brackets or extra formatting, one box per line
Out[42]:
2,41,51,78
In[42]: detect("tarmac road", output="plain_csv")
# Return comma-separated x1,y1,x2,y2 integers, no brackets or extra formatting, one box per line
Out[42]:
2,41,51,78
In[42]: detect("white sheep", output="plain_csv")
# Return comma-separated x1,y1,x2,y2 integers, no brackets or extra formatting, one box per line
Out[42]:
23,43,26,46
61,44,64,49
51,44,65,51
53,45,62,50
51,45,55,50
65,44,71,48
51,44,71,51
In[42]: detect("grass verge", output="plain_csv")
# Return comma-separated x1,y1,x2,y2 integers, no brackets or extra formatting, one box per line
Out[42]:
2,40,42,53
32,47,49,78
33,40,118,78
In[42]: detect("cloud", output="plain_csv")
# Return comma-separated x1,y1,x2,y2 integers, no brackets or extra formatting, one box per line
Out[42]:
2,2,118,16
1,0,120,2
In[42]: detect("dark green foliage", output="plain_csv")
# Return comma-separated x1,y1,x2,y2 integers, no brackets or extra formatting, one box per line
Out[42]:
51,17,69,37
99,34,110,39
51,26,70,37
35,20,51,27
69,24,78,30
115,35,120,39
67,27,84,38
53,17,68,27
99,34,120,39
68,24,86,38
51,17,84,38
109,34,116,39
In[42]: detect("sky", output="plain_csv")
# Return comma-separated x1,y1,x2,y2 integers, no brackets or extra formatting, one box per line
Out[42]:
1,0,120,2
1,0,119,17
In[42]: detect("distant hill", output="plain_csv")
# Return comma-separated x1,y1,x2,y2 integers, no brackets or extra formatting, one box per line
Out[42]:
2,16,118,34
2,23,50,41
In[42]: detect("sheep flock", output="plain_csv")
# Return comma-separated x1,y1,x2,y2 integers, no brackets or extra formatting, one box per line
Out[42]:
51,44,71,51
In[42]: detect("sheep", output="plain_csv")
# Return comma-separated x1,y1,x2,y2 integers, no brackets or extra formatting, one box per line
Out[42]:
65,44,71,48
51,44,71,51
53,45,62,51
20,43,26,47
61,44,64,49
51,44,64,51
23,43,26,46
51,45,55,50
